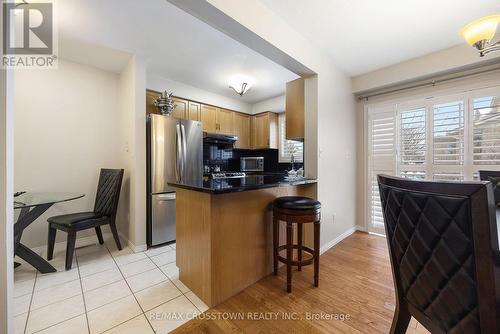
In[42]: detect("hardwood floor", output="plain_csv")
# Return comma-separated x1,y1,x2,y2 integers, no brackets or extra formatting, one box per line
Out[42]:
172,232,430,334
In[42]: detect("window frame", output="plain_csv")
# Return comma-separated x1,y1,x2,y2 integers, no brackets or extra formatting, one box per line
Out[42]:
365,84,500,235
278,113,304,163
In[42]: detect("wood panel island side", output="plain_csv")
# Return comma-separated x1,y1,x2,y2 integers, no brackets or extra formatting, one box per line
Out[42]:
169,177,317,307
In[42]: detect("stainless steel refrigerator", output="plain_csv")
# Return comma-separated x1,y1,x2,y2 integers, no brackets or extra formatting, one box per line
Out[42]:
146,114,203,247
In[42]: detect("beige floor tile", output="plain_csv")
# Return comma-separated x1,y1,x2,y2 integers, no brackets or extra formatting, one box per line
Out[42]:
104,314,154,334
78,257,117,278
84,280,132,311
77,248,112,267
26,294,85,334
144,245,172,257
14,263,37,283
87,295,142,334
14,278,35,298
147,295,199,334
81,268,122,292
172,279,190,293
119,258,156,278
35,314,88,334
35,268,79,291
125,268,167,293
185,291,209,313
75,244,108,257
14,312,28,334
149,250,176,267
31,279,81,310
112,250,147,266
159,263,179,280
169,243,176,250
134,280,182,312
14,293,32,316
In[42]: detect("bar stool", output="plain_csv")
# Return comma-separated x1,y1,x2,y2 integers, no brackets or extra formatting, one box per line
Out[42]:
273,196,321,293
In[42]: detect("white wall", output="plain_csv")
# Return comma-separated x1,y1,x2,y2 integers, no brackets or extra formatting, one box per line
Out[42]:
14,59,129,248
352,44,500,94
171,0,358,248
148,74,252,114
251,94,284,114
0,50,15,334
120,57,147,250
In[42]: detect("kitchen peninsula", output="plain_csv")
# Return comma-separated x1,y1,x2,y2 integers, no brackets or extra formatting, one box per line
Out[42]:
169,176,317,307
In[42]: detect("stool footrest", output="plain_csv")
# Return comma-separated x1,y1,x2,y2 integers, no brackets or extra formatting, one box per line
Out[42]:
276,244,315,267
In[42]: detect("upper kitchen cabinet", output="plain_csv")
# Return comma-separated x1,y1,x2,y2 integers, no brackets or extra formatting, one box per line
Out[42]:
286,78,305,140
201,104,217,132
251,112,278,149
233,113,251,149
171,97,188,119
188,101,201,121
216,108,234,135
146,90,160,115
146,90,187,120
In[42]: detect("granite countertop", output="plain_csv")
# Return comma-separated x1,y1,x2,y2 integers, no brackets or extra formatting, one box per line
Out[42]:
168,175,317,194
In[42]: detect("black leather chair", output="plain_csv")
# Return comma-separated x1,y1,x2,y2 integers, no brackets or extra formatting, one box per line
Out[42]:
47,169,124,270
479,170,500,206
378,174,499,334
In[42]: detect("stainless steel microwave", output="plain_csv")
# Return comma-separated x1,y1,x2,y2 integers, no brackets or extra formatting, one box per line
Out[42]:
240,157,264,172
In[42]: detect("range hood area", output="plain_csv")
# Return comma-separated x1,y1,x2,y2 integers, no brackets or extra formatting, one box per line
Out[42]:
203,132,239,145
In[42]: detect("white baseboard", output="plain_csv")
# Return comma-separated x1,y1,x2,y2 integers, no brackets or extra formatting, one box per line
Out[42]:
355,224,367,232
118,232,147,253
320,226,358,255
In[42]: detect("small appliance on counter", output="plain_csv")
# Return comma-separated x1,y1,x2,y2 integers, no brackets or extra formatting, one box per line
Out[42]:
240,157,264,172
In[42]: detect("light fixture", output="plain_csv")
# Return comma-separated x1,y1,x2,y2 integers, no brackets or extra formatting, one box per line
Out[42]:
228,75,253,96
460,15,500,57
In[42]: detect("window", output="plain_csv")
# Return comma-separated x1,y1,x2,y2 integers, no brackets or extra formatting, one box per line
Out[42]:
278,113,304,163
366,86,500,234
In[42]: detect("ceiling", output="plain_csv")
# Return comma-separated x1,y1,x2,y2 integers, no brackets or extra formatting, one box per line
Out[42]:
260,0,500,76
57,0,298,104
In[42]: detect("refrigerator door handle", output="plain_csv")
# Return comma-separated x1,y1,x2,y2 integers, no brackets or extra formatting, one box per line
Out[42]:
181,124,187,179
157,193,176,201
175,124,182,182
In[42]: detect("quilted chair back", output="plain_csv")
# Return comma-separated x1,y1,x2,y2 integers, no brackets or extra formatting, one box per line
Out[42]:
377,175,499,334
479,170,500,206
93,169,124,218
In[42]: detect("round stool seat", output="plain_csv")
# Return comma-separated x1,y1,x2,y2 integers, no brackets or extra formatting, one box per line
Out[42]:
273,196,321,211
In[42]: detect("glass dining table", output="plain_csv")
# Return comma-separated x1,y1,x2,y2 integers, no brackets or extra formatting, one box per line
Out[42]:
14,192,84,273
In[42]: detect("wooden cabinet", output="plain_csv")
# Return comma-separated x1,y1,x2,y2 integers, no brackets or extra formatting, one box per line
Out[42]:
146,90,160,115
251,112,278,149
233,113,251,149
171,97,187,119
201,105,217,132
146,90,187,120
188,101,201,121
216,108,234,135
286,78,305,140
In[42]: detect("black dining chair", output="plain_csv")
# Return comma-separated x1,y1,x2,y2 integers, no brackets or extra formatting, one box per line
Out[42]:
479,170,500,206
377,174,499,334
47,169,124,270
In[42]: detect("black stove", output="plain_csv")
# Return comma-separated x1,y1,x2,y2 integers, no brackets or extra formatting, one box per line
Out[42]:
210,172,246,179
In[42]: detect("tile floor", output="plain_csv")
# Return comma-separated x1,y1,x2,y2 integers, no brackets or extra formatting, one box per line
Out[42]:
13,236,208,334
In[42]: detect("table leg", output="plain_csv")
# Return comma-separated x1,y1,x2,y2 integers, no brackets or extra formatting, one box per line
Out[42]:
16,243,56,273
14,203,56,273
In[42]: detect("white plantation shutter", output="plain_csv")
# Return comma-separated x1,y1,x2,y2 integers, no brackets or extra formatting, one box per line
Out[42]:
399,107,426,179
472,96,500,166
431,100,465,181
278,113,303,163
367,107,396,234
